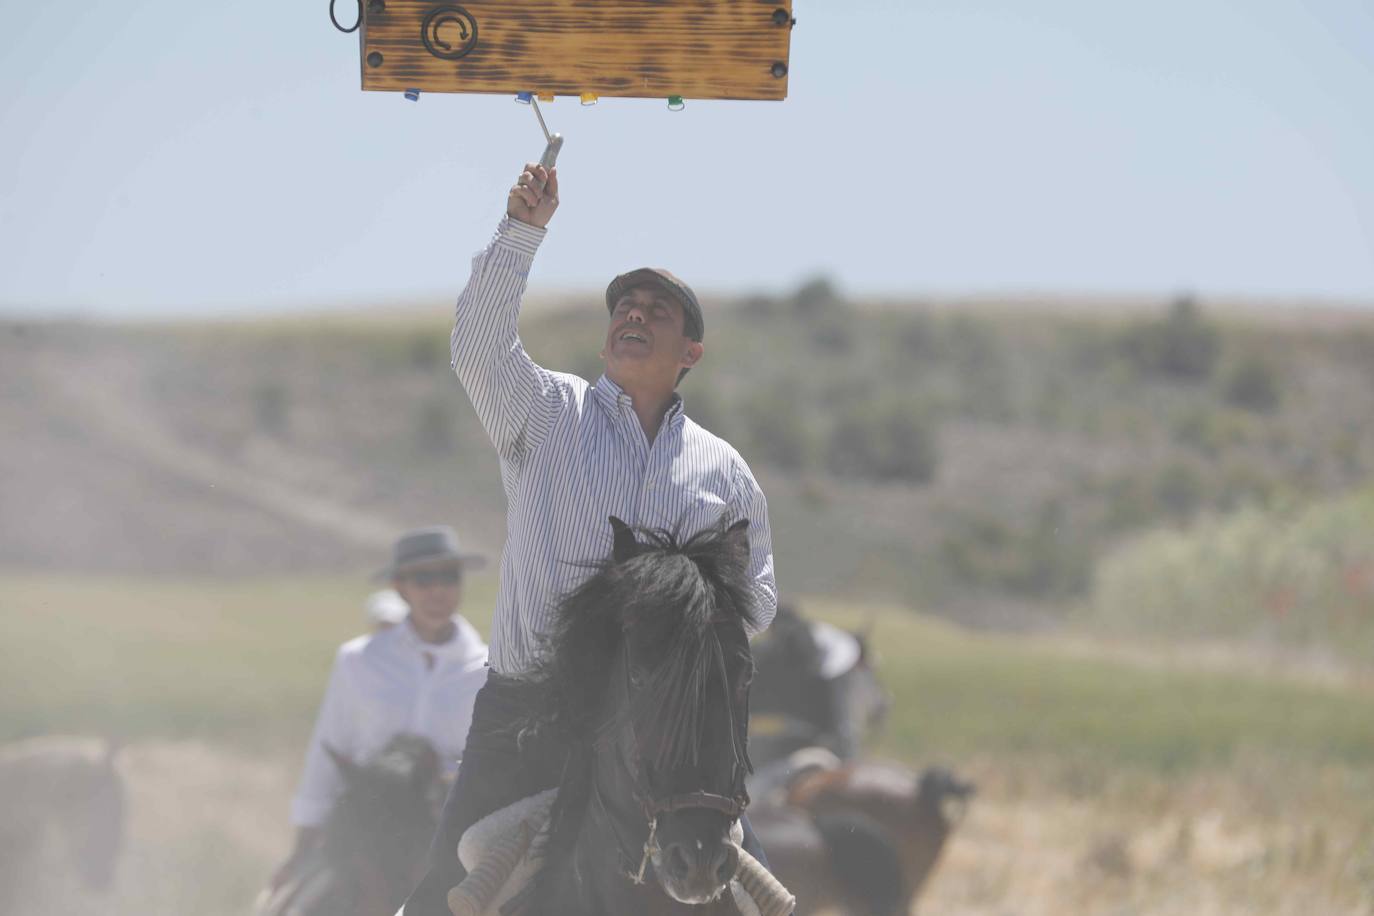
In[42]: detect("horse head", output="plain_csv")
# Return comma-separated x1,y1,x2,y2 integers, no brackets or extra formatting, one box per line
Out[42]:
308,735,442,915
533,516,758,908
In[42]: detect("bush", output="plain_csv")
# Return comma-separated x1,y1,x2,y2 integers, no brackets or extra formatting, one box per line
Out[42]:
1172,406,1248,456
945,315,1014,419
897,311,939,361
940,501,1091,598
1222,354,1282,412
1154,461,1206,521
407,331,448,371
1088,485,1374,662
790,275,846,317
825,398,938,484
741,387,813,471
809,314,855,353
739,294,779,318
683,382,734,439
1119,295,1221,381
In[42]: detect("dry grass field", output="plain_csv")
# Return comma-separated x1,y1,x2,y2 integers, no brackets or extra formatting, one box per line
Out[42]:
16,741,1374,915
4,577,1372,914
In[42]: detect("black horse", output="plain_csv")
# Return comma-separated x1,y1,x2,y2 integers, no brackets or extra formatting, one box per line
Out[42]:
258,734,444,916
748,602,889,768
496,517,774,914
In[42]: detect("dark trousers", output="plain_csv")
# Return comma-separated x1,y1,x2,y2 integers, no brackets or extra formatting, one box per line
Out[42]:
402,671,771,916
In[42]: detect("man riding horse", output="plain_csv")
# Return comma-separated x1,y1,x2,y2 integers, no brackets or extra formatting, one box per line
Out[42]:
270,527,490,895
400,162,778,915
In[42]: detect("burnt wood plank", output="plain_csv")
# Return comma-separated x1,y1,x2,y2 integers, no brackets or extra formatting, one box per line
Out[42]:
359,0,793,100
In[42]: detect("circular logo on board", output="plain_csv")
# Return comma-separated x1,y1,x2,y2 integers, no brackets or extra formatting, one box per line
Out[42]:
421,6,478,60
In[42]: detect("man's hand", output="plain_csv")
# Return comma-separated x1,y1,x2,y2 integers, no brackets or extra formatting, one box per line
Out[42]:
507,163,559,228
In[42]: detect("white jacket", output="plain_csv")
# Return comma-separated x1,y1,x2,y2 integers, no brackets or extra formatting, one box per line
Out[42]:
290,616,488,827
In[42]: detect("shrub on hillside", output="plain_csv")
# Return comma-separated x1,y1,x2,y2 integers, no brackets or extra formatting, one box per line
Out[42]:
408,331,448,370
1172,406,1250,456
790,275,846,317
1221,354,1282,412
739,294,779,317
1119,295,1221,381
683,382,734,439
740,386,813,471
897,311,939,361
1154,461,1206,521
825,397,938,484
945,314,1015,419
809,313,855,353
940,501,1091,598
1089,485,1374,662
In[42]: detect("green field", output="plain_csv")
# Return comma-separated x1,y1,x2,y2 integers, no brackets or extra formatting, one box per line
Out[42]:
6,573,1374,914
4,573,1370,773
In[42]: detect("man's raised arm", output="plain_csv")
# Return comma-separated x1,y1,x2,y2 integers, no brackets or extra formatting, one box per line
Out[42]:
451,164,565,461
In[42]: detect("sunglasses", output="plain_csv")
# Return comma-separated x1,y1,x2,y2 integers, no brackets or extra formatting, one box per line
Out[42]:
401,569,462,587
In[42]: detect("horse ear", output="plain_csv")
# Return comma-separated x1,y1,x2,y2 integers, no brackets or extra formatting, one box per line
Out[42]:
609,516,638,563
324,744,359,784
722,518,751,569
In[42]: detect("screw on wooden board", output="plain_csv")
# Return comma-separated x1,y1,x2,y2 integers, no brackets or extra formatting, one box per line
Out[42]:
367,51,383,67
771,62,787,78
368,0,384,12
772,8,791,26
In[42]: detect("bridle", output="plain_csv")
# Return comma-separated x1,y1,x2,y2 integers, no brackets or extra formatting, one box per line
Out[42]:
590,637,750,884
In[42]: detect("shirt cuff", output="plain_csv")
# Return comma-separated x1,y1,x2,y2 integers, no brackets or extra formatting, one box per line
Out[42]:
495,215,547,257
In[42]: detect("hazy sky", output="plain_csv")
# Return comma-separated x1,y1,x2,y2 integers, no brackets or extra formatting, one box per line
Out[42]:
2,0,1371,316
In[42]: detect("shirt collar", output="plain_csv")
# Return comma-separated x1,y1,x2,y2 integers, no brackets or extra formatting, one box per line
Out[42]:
592,374,686,428
398,615,487,666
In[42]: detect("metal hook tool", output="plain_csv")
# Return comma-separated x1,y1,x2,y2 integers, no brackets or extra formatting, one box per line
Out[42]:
529,96,563,169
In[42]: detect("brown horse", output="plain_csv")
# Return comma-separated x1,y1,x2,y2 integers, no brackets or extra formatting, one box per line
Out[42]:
784,761,974,912
746,802,906,916
0,735,126,911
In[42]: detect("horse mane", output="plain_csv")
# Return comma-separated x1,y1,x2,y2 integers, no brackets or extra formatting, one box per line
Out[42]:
523,519,757,760
522,519,757,901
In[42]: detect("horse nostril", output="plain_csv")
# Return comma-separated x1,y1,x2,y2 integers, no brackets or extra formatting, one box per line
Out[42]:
667,844,691,881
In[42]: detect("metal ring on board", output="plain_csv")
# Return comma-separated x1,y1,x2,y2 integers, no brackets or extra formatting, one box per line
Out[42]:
421,5,479,60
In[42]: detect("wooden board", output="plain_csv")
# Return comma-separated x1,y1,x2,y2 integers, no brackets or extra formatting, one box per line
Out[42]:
359,0,793,101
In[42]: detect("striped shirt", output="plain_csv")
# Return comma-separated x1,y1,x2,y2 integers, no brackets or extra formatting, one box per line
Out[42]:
452,216,777,675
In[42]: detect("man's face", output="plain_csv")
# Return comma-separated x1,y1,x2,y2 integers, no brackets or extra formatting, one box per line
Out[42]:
393,562,462,625
601,285,703,390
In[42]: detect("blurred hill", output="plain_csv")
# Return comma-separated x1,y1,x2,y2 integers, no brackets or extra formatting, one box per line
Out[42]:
3,287,1373,636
